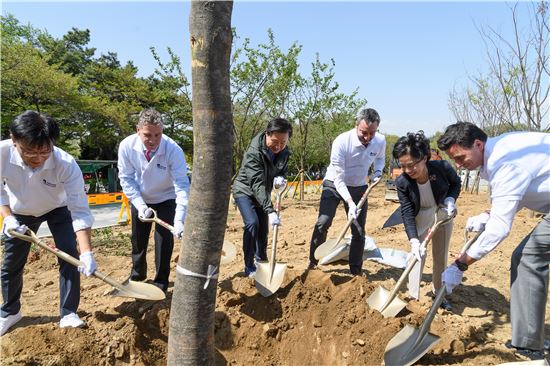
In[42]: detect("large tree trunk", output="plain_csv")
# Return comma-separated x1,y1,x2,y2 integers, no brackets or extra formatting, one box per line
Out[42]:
168,2,233,365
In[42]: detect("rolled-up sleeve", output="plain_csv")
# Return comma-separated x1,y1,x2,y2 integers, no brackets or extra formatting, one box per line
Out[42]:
170,146,190,221
332,139,352,202
0,149,9,207
63,162,94,232
0,179,9,207
466,164,530,259
118,145,146,209
373,138,386,175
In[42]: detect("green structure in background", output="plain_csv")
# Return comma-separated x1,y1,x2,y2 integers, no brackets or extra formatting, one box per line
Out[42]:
77,160,119,194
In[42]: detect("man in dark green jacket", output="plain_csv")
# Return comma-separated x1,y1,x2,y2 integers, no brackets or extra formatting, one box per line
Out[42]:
233,118,292,277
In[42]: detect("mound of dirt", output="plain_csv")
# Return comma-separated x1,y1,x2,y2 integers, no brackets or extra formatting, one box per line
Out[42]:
0,190,546,365
0,269,442,366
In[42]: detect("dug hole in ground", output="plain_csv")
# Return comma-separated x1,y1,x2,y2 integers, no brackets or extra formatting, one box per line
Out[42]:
1,189,548,365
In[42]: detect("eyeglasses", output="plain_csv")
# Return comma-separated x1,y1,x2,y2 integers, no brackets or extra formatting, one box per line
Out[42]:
399,158,423,171
15,143,53,158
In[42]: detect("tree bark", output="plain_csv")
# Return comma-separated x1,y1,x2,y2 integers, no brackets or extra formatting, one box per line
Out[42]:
168,2,233,365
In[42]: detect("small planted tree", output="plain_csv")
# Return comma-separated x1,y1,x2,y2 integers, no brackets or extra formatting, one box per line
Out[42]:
167,1,233,365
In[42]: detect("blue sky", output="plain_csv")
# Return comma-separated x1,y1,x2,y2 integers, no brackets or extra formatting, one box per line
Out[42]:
3,1,526,136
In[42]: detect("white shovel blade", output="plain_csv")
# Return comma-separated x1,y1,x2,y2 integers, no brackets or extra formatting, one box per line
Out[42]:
383,324,440,366
366,286,408,318
109,279,166,301
255,262,287,297
220,241,237,265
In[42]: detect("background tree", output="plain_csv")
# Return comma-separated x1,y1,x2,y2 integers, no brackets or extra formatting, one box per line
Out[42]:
286,54,365,188
167,1,233,365
149,46,194,156
230,30,300,175
1,14,194,160
2,13,371,175
448,2,549,135
1,17,104,156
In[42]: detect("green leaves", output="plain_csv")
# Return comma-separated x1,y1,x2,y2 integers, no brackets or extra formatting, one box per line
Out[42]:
1,14,193,160
2,14,370,172
230,30,366,175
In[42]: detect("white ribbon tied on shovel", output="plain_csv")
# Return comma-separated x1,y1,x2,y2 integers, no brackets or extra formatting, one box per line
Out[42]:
176,264,219,289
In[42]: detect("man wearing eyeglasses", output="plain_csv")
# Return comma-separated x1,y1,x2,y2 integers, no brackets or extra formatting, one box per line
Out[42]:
0,110,96,336
308,108,386,275
438,122,550,360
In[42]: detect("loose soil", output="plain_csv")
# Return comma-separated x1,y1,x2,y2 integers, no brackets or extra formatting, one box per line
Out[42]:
1,189,548,365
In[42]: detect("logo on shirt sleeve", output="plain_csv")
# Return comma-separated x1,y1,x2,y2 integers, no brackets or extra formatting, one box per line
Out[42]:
42,179,57,188
369,152,377,156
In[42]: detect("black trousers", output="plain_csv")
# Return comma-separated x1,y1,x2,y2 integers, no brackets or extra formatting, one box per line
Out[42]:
130,199,176,291
1,206,80,317
309,182,368,274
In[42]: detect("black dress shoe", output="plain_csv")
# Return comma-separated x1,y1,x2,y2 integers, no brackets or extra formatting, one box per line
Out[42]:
129,275,146,282
440,298,453,311
505,341,546,360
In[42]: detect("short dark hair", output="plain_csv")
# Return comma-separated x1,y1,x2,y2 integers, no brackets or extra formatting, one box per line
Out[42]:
10,110,60,148
356,108,380,126
393,130,431,161
437,122,487,151
266,117,292,138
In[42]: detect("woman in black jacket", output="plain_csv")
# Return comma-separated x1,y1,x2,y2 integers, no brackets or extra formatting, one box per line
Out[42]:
393,131,461,310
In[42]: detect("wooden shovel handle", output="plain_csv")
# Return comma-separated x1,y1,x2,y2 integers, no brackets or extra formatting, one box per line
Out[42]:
380,209,457,312
414,228,484,345
8,228,115,286
138,209,175,232
331,177,382,248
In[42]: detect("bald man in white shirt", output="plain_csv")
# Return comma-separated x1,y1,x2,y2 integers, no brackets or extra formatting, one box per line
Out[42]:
309,108,386,275
438,122,550,360
0,111,96,336
118,108,190,293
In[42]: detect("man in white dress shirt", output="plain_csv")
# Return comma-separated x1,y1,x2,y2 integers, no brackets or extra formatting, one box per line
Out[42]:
308,108,386,275
0,110,96,336
118,108,190,292
438,122,550,360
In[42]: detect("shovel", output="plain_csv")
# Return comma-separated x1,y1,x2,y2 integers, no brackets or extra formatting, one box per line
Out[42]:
314,177,381,260
139,209,236,265
319,236,409,269
255,182,287,297
367,210,456,318
8,229,165,301
383,229,483,366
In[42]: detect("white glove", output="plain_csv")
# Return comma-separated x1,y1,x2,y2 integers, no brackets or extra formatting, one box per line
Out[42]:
273,176,287,189
347,200,358,221
138,205,154,219
370,170,382,182
442,263,464,294
408,238,426,262
173,221,184,239
2,216,28,238
466,212,490,232
78,251,97,277
443,197,456,216
268,212,280,226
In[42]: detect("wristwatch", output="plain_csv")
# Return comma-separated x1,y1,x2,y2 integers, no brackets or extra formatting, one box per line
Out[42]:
454,259,468,272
